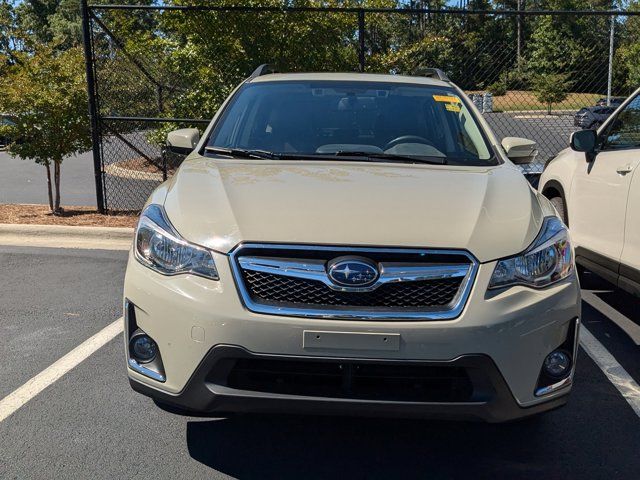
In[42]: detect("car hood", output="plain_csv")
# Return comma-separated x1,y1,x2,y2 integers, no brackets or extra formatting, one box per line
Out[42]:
163,156,545,262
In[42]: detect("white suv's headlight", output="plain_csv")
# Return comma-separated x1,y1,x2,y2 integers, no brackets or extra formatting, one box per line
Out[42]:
488,216,573,289
134,204,219,280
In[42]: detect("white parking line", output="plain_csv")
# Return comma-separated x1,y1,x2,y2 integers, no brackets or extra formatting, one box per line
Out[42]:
513,114,551,119
580,325,640,418
0,318,123,424
582,289,640,345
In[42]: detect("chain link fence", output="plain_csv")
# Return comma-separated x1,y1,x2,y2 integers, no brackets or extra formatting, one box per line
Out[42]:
82,3,640,212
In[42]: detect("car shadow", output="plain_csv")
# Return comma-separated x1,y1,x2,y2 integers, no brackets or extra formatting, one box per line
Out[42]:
580,269,640,327
187,413,553,480
579,268,640,384
184,348,640,479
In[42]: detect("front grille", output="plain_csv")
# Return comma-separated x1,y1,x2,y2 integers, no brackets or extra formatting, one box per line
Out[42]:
243,270,462,308
226,358,474,402
230,244,477,320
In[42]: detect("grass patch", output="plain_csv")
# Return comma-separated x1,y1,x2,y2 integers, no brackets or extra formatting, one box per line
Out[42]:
467,90,602,112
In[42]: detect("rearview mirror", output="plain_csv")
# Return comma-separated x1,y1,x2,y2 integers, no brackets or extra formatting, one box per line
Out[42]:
570,129,597,155
501,137,537,165
166,128,200,155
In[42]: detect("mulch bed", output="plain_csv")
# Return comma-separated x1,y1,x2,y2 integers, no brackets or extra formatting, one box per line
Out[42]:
117,157,177,176
0,204,139,228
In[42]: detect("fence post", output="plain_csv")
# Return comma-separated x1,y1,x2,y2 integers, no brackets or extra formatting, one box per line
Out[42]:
358,9,366,72
607,14,615,106
80,0,106,213
516,0,523,60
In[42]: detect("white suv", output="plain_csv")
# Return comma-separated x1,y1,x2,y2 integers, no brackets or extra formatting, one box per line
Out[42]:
540,89,640,297
124,67,580,422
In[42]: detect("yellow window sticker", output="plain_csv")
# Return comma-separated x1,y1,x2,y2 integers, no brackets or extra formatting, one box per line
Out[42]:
433,95,461,103
445,104,461,112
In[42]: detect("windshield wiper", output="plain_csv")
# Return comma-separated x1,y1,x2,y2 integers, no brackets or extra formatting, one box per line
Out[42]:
204,147,447,165
332,151,447,165
204,146,278,159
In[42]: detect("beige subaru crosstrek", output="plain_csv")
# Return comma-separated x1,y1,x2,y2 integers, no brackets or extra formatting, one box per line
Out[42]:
124,67,580,422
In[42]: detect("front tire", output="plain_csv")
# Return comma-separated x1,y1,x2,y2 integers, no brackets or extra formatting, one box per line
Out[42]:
549,196,567,225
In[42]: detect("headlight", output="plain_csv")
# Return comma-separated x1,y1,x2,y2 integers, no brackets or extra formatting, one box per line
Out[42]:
134,204,219,280
488,216,573,289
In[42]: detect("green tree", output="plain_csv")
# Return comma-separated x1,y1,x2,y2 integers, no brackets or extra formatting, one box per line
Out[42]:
0,46,91,214
89,0,364,122
369,33,453,76
615,1,640,93
15,0,83,50
527,15,582,75
0,0,25,74
533,73,572,113
526,6,614,95
618,42,640,90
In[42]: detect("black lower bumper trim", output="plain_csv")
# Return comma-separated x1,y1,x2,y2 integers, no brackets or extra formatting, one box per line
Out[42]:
129,346,569,423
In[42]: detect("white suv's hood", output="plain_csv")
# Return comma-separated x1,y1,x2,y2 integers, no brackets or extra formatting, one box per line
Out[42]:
163,156,545,262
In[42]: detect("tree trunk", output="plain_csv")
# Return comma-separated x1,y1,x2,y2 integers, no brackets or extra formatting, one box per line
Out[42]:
45,162,54,213
53,161,61,215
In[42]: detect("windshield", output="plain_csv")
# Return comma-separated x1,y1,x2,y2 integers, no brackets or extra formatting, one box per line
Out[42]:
206,80,496,166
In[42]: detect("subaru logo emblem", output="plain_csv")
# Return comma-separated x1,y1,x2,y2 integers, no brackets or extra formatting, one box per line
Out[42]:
327,257,379,287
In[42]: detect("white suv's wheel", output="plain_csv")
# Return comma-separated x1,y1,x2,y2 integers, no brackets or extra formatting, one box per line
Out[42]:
548,195,587,279
547,195,586,275
549,196,567,225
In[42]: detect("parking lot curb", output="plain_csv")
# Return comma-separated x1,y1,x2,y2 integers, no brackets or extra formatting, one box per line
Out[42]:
0,223,134,250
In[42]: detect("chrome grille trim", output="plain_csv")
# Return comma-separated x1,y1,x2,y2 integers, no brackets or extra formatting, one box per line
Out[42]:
239,256,470,293
229,243,479,321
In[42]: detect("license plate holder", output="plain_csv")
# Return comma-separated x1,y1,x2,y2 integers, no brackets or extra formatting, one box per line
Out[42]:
303,330,400,351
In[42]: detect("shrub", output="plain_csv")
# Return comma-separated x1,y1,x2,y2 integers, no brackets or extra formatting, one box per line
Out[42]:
487,81,507,97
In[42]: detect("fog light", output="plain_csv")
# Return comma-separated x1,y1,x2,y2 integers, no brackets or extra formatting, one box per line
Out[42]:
130,334,157,363
543,350,571,378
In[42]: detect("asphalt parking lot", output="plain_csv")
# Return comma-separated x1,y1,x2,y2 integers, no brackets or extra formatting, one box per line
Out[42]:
0,151,96,207
1,245,639,480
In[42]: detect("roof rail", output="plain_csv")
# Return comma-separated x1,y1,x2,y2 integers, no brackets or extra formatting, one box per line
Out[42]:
417,68,450,82
249,63,278,78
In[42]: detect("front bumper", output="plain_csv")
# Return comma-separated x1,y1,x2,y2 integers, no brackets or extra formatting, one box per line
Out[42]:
130,346,569,422
124,249,581,420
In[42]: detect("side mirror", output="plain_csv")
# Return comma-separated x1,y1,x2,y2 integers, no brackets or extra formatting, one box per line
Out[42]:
501,137,537,165
570,129,597,155
166,128,200,155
